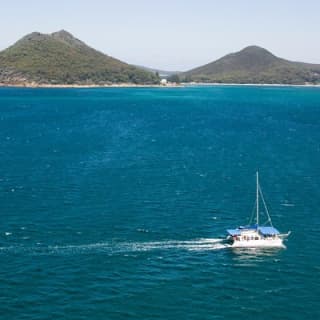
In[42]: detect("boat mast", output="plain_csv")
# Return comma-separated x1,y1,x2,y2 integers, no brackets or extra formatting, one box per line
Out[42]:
256,171,259,225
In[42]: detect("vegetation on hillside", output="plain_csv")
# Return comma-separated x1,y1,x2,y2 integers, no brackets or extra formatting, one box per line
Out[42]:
0,30,159,85
181,46,320,84
1,33,320,86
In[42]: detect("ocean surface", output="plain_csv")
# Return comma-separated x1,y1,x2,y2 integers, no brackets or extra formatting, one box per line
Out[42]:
0,86,319,319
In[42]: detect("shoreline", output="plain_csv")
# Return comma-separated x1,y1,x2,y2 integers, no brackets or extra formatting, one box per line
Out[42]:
0,83,183,89
0,82,319,88
184,82,320,88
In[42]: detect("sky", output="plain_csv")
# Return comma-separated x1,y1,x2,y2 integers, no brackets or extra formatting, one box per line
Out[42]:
1,0,319,71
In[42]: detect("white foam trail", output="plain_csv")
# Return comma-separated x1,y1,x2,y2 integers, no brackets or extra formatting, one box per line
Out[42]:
116,238,226,252
0,238,230,255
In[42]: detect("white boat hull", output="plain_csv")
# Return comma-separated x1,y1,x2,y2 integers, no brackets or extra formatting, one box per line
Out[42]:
230,238,285,248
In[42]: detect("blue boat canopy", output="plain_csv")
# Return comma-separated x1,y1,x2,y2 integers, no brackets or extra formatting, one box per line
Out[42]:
258,226,280,235
227,229,242,236
227,226,280,236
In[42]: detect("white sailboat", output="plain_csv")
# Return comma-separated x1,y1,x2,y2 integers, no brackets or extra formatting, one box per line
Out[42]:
227,172,290,248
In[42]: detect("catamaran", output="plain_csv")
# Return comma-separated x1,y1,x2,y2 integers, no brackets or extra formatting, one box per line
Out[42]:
226,172,290,248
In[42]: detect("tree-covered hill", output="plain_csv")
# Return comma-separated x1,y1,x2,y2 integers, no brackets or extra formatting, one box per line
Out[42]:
182,46,320,84
0,30,159,85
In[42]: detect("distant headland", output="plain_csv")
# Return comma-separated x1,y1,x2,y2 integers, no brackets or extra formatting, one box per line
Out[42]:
0,30,320,87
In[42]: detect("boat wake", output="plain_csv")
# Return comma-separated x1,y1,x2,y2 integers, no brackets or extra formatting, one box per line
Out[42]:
118,238,229,252
0,238,230,255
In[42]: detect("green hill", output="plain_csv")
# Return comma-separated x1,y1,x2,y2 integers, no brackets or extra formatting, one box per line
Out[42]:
0,30,159,85
182,46,320,84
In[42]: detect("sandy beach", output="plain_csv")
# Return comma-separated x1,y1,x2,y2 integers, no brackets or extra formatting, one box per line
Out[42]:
1,82,319,88
0,83,180,88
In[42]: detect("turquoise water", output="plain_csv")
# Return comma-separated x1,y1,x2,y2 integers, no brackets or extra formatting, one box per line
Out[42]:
0,86,319,319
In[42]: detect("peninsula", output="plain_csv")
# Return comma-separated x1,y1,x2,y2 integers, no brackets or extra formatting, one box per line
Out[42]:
1,31,320,86
181,46,320,85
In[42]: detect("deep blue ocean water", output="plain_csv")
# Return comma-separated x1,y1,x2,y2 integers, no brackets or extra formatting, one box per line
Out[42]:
0,86,319,319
